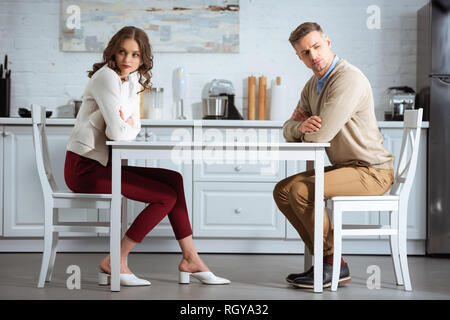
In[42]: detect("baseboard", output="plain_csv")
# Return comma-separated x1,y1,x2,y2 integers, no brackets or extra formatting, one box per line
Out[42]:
0,237,426,255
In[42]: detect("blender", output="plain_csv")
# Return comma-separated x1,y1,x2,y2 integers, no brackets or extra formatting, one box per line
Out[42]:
174,67,187,119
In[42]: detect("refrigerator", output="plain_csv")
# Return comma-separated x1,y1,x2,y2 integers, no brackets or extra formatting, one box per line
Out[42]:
417,0,450,255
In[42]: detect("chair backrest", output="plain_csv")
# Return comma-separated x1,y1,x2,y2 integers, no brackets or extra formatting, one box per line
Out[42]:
389,109,423,203
31,104,59,196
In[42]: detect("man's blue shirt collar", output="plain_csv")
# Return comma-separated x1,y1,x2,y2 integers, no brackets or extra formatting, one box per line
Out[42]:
317,55,340,94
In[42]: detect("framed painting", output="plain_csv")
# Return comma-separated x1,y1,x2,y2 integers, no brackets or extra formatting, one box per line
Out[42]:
60,0,240,53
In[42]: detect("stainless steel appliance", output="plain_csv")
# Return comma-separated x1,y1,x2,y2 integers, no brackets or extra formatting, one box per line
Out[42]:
202,79,243,120
202,96,228,119
385,86,416,121
417,0,450,255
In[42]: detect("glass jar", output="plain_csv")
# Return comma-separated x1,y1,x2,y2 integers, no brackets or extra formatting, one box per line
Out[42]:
144,88,164,119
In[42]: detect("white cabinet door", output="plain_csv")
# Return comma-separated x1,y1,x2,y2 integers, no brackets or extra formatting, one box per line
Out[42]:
124,127,193,238
3,125,98,237
285,160,307,240
97,129,147,236
285,157,380,240
193,182,285,238
380,128,427,240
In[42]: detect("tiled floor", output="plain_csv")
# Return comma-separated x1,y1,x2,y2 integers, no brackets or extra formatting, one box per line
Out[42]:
0,253,449,300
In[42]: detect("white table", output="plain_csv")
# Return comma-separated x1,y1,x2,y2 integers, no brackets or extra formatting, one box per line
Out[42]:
106,141,329,292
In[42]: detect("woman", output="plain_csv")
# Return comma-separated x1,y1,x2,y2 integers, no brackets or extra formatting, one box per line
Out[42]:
64,26,229,286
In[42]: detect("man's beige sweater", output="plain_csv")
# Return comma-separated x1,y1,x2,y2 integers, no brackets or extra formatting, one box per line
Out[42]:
283,59,394,170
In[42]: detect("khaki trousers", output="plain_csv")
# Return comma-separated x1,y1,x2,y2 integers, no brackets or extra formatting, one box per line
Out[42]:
273,164,394,256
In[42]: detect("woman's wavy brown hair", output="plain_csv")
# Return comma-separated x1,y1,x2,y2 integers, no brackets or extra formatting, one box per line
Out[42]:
88,26,153,93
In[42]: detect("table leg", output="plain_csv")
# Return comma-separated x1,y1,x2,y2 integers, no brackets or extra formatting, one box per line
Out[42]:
304,161,314,272
110,149,121,292
313,149,324,293
121,197,128,267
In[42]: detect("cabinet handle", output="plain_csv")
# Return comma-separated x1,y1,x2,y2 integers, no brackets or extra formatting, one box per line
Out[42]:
3,132,11,137
146,131,153,138
234,165,242,172
234,208,242,214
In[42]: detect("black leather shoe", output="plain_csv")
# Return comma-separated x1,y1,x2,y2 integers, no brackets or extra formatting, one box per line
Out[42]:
291,262,351,289
285,266,314,283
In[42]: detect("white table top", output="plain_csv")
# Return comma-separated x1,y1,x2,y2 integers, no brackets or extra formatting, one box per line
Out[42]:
0,117,430,128
107,141,330,148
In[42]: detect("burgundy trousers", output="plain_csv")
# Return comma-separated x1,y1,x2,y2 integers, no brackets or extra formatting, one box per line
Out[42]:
64,150,193,243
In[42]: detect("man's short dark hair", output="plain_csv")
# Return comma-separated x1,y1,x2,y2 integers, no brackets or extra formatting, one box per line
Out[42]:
289,22,323,47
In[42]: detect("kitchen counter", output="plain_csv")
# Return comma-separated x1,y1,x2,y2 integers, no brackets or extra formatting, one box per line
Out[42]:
0,116,428,255
0,117,430,128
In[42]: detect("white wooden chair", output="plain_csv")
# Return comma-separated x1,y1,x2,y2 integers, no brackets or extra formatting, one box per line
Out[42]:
325,108,423,291
32,104,127,288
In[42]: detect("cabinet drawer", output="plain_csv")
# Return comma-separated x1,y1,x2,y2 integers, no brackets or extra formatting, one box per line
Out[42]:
193,182,285,238
146,126,192,143
194,161,285,182
194,127,285,181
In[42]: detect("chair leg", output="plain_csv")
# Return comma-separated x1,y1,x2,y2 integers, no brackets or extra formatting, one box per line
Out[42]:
37,208,53,288
331,204,342,292
398,216,412,291
45,208,59,282
46,231,59,282
389,210,403,285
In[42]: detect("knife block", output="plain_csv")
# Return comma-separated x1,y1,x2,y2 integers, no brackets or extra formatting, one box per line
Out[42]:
0,77,10,117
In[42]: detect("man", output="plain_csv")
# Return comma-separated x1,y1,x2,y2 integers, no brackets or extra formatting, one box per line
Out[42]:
273,22,395,289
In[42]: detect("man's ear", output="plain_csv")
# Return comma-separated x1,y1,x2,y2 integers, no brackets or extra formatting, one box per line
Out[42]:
321,33,331,48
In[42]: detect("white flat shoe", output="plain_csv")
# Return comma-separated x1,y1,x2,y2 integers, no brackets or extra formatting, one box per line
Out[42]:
179,271,230,285
98,271,151,286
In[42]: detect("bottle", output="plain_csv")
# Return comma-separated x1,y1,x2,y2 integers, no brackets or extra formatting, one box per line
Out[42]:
270,77,288,121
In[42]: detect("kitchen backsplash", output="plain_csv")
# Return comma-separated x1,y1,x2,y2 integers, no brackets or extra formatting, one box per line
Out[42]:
0,0,427,120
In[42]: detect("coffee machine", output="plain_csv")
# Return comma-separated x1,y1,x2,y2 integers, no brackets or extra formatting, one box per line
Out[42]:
384,86,416,121
202,79,243,120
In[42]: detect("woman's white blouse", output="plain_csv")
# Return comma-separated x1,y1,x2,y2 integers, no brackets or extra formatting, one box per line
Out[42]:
88,64,142,141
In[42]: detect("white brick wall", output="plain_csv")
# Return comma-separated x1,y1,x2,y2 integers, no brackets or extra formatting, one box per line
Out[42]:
0,0,429,119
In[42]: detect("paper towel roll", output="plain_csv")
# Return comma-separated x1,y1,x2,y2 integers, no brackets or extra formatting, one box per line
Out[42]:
270,77,288,121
